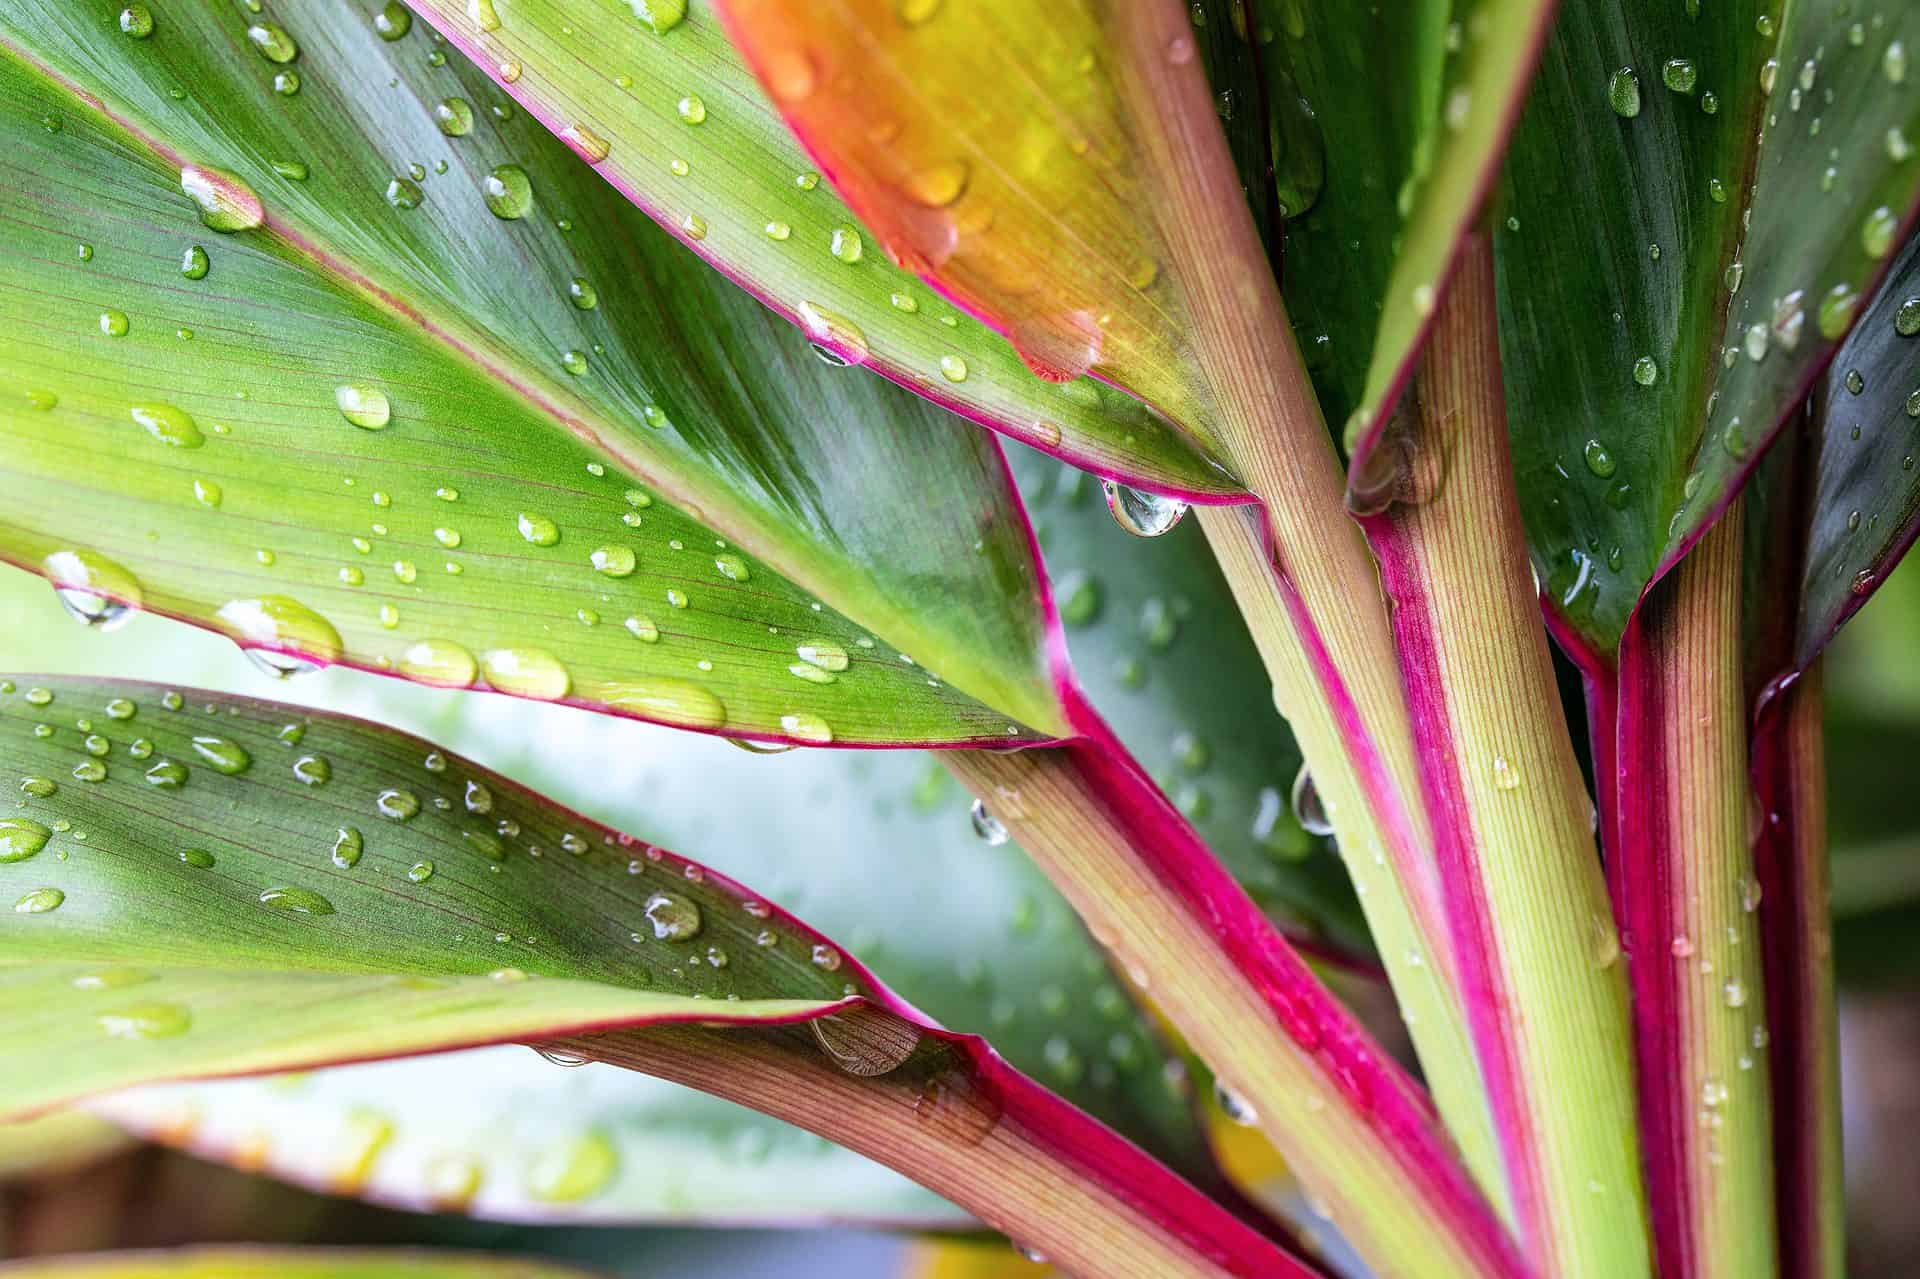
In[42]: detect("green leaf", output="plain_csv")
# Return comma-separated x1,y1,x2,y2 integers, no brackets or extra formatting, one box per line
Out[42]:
1794,230,1920,665
399,0,1234,498
1253,0,1555,476
0,674,870,1119
0,673,1305,1277
0,1248,599,1279
1499,0,1920,655
92,1046,968,1227
0,0,1067,745
0,565,1221,1219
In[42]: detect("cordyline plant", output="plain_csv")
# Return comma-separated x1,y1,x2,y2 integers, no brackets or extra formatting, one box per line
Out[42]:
2,0,1918,1276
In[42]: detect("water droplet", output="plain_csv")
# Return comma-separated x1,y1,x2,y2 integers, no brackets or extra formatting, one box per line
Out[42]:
517,512,560,546
119,5,154,37
333,383,391,430
1863,206,1900,259
128,401,206,449
43,549,142,630
98,309,130,338
1662,58,1697,93
1214,1081,1258,1125
779,712,833,744
630,0,687,35
714,553,750,581
1292,765,1333,836
373,1,411,38
483,165,533,219
259,885,335,915
98,1002,191,1039
1099,480,1190,537
185,735,250,776
591,545,637,577
811,1006,922,1076
144,759,188,788
481,648,571,700
216,595,343,667
180,165,265,233
949,799,1012,857
811,943,842,971
377,788,420,821
1633,356,1659,386
1583,439,1617,478
385,175,424,210
795,640,848,672
676,93,707,125
643,891,702,941
179,848,216,869
245,21,298,62
433,97,475,137
829,225,864,264
1888,40,1909,85
7,882,63,915
0,819,52,863
405,860,434,883
291,754,331,787
561,123,611,165
1608,67,1642,117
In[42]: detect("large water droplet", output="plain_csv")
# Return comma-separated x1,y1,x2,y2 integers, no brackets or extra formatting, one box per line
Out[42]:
643,890,702,941
15,886,65,914
969,798,1009,845
97,1002,191,1039
335,384,391,430
216,596,344,667
245,21,299,63
483,165,533,219
259,885,335,915
180,166,265,232
1102,481,1188,537
399,639,478,687
0,818,52,863
481,648,572,701
189,735,251,775
1291,765,1333,837
592,678,726,729
1608,67,1642,117
43,549,142,631
1214,1081,1258,1125
810,1005,922,1076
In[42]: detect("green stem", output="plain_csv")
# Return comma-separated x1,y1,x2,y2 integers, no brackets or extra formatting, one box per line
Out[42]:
1615,499,1777,1279
1358,235,1651,1279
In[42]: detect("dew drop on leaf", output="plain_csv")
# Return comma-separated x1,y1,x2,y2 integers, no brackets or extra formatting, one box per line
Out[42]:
969,799,1009,845
1102,481,1189,536
258,885,334,915
1291,765,1333,837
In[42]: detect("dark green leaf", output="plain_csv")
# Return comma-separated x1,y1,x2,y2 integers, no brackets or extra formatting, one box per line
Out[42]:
1500,0,1920,655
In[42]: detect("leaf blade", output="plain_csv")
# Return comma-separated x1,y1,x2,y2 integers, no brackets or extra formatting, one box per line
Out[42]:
0,0,1069,745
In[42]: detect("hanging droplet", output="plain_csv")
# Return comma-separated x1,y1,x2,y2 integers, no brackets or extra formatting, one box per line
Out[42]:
1291,764,1333,837
969,798,1009,845
1214,1081,1258,1125
1102,480,1188,537
43,549,142,631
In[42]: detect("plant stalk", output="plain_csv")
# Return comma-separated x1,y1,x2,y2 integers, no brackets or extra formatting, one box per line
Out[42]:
1355,234,1651,1279
1110,0,1505,1204
1752,662,1844,1279
946,693,1528,1279
559,1019,1311,1279
1614,498,1777,1279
